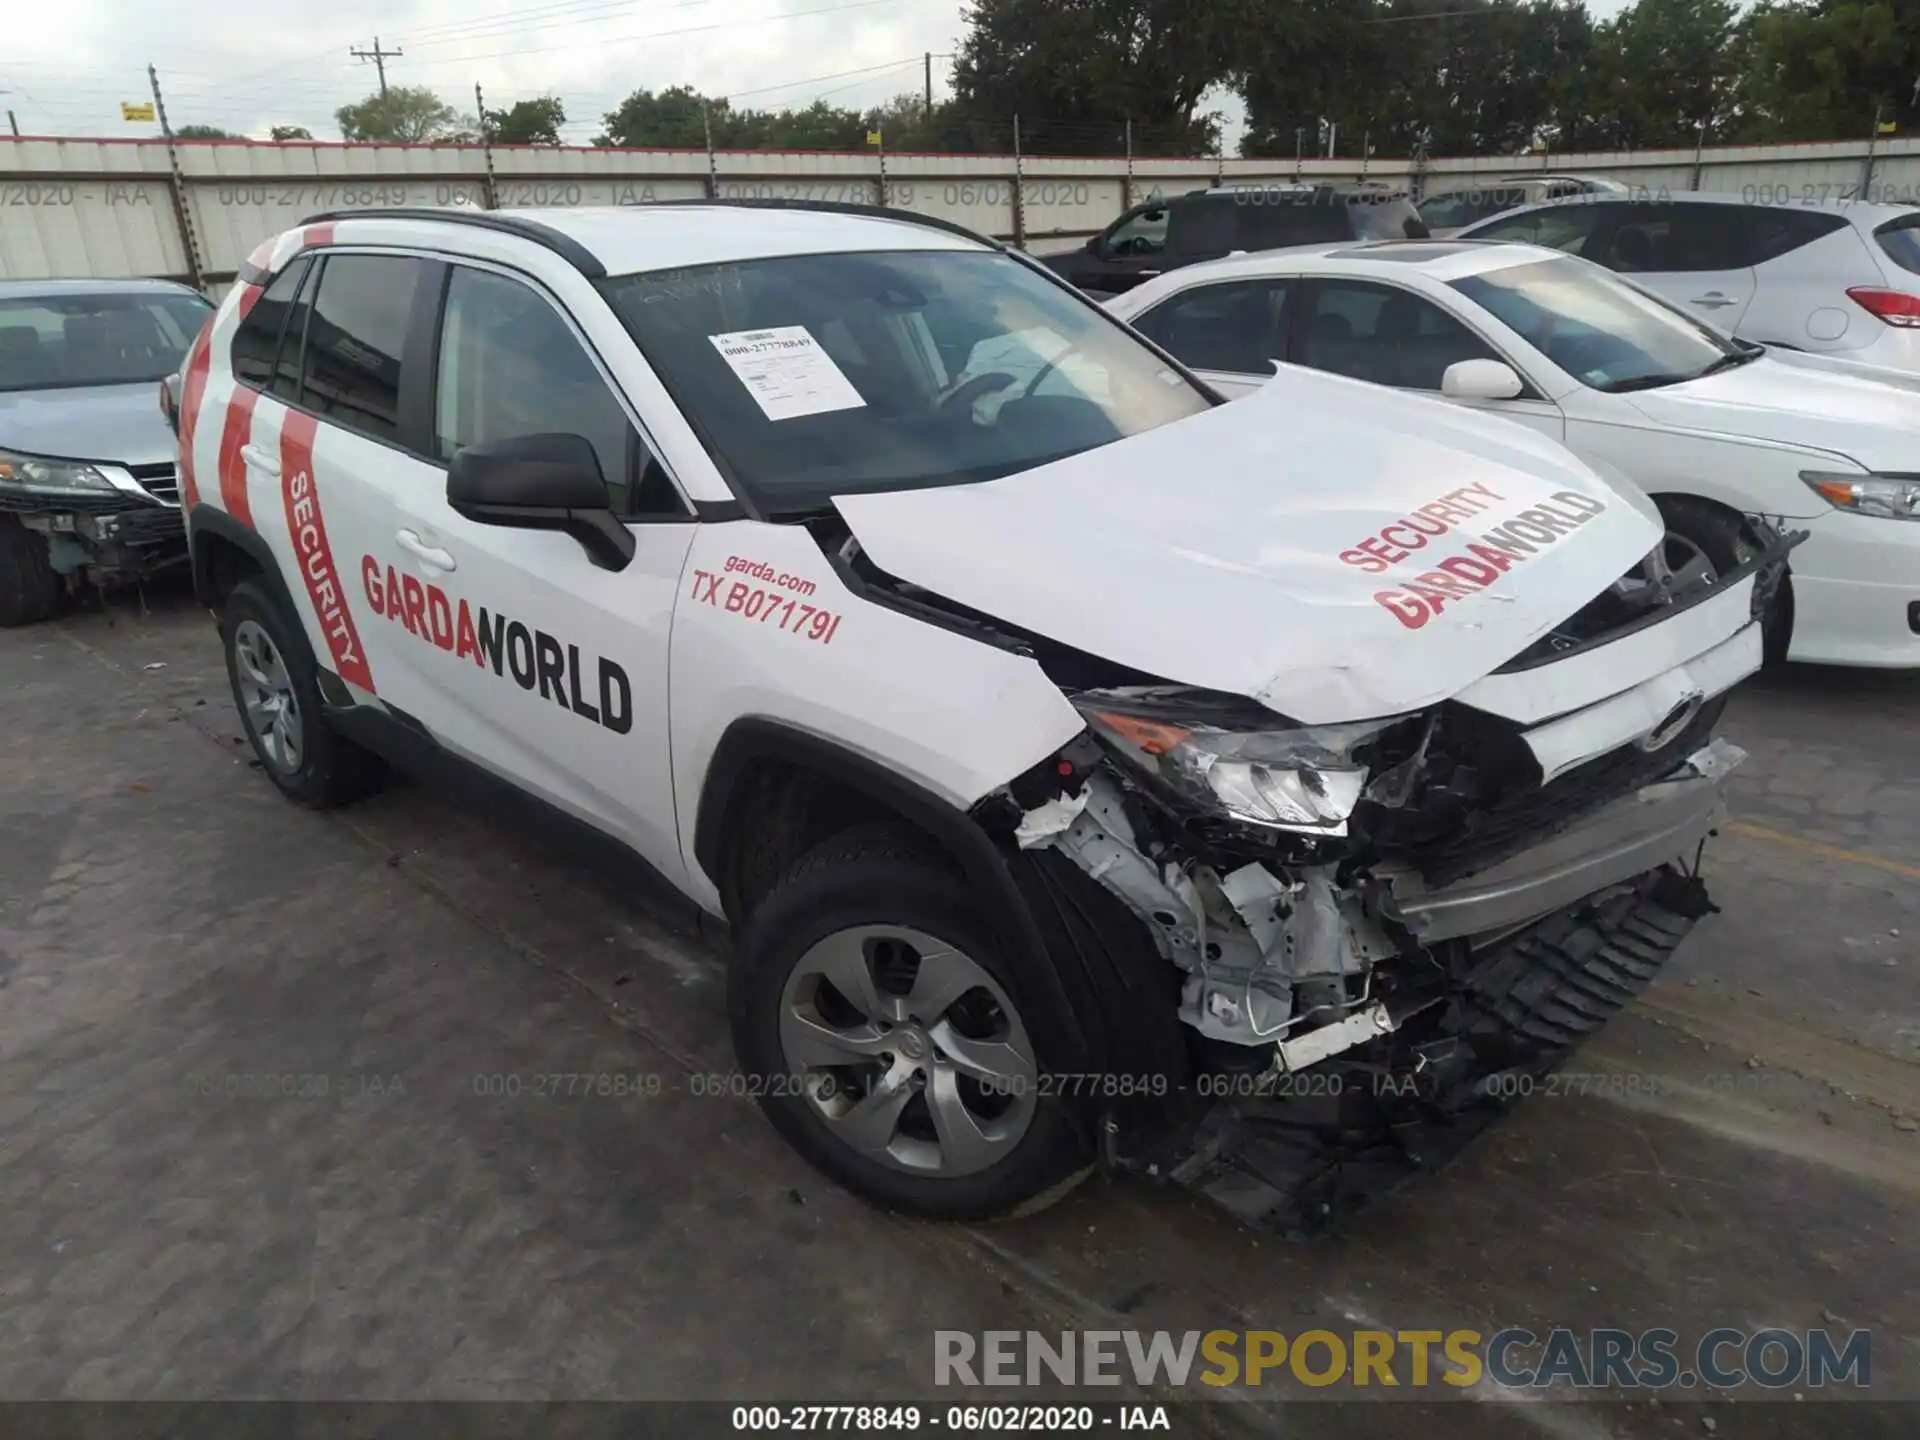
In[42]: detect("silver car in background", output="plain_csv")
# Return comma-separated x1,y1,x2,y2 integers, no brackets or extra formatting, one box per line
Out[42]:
1419,174,1630,236
0,278,212,626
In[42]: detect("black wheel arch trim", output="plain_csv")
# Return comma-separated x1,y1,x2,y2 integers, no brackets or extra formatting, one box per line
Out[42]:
188,504,304,623
694,716,1092,1067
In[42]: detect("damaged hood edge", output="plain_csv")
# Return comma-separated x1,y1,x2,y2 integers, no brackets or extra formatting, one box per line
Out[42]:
833,370,1665,724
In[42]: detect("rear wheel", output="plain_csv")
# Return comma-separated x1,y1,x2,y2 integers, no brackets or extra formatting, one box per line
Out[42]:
0,516,62,628
222,579,385,808
729,825,1092,1219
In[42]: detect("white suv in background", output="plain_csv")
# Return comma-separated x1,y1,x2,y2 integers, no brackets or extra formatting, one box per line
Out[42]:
1460,193,1920,371
168,202,1778,1230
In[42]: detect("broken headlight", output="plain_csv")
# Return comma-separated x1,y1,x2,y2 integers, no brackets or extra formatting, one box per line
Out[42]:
1073,687,1399,835
0,450,120,500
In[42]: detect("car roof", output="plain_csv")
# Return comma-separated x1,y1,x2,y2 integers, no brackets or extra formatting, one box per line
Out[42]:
0,277,208,301
1123,239,1556,291
1473,190,1920,224
468,203,991,277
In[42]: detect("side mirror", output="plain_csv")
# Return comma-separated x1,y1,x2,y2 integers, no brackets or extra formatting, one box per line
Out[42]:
1441,358,1525,400
158,372,182,435
447,433,635,572
1085,234,1103,255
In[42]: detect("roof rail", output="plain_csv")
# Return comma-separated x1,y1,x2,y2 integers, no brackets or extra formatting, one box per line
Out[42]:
629,197,1004,251
301,197,1005,280
297,207,608,277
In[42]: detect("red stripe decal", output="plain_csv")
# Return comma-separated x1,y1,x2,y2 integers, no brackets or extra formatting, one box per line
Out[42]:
280,411,375,694
216,387,259,528
302,222,335,249
176,329,213,509
233,282,265,320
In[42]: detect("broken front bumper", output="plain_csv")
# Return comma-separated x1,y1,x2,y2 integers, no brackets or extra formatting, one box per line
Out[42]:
10,500,187,582
1381,737,1741,944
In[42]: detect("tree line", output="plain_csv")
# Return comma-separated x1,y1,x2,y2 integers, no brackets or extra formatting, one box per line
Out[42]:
177,0,1919,158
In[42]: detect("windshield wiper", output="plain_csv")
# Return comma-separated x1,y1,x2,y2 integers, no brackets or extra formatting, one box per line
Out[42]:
1597,372,1692,393
1691,346,1763,379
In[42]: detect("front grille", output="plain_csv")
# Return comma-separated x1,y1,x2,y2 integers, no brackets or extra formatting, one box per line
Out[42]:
1355,699,1724,888
127,462,181,506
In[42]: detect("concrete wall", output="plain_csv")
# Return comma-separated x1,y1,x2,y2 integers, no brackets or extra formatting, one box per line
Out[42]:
5,133,1920,286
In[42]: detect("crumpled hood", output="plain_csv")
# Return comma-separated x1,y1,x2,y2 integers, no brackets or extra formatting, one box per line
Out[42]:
0,383,175,468
833,368,1664,724
1626,352,1920,474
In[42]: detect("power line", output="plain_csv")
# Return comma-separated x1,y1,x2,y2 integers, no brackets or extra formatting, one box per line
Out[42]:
726,58,921,101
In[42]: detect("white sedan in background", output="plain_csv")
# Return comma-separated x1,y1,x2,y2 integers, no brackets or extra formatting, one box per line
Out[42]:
1105,240,1920,669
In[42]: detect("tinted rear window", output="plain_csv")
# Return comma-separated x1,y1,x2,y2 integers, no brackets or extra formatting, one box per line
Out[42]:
1875,215,1920,275
1747,206,1848,264
298,254,422,444
1166,196,1240,254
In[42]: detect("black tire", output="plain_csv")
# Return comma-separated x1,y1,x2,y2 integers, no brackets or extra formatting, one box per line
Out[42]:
729,824,1093,1220
0,515,62,628
1655,494,1788,660
221,579,386,808
1459,871,1704,1064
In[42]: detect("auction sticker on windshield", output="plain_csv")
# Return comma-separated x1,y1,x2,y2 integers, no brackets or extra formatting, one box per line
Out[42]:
710,325,866,421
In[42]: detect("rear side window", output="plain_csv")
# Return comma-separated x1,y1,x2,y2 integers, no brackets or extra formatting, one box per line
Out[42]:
1132,279,1290,374
1593,204,1749,273
231,257,309,391
271,261,319,404
1166,196,1239,255
299,254,422,444
1875,215,1920,275
1237,194,1351,249
1747,206,1849,265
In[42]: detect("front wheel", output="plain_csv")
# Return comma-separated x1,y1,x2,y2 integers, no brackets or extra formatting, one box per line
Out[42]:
0,515,62,627
221,579,386,808
1656,495,1788,658
729,826,1092,1220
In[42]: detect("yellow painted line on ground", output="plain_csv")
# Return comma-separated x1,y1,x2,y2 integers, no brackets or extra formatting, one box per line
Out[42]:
1724,819,1920,883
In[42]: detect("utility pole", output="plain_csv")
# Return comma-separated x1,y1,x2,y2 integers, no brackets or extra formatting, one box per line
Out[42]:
924,52,933,119
475,82,498,209
351,37,403,97
1011,113,1026,250
701,100,719,199
148,65,204,291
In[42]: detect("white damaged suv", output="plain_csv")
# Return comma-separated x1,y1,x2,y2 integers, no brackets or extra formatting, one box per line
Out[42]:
171,202,1792,1228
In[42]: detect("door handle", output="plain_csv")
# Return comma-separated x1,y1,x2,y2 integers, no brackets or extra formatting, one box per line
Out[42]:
239,443,280,476
1691,293,1738,309
396,529,456,572
1137,268,1162,277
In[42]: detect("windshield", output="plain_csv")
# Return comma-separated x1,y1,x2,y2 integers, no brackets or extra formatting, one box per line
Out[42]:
1418,188,1528,230
600,249,1213,514
0,291,212,393
1452,256,1749,392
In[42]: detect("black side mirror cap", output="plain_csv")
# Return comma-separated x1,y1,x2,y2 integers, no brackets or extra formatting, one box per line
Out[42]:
159,373,182,436
446,433,636,572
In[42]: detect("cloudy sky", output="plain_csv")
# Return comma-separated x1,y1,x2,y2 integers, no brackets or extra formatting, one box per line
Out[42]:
3,0,1641,149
